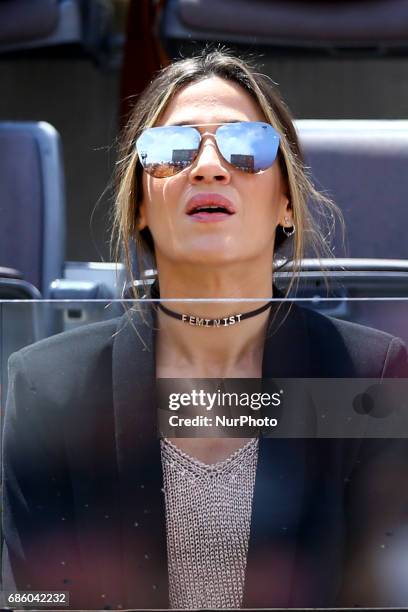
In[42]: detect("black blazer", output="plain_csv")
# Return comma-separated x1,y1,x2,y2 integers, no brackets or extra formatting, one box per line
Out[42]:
2,301,408,610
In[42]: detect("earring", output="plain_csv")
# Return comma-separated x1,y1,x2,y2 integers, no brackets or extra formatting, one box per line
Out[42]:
282,216,296,237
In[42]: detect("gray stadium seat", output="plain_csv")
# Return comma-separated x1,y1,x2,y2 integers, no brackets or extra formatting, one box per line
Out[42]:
0,0,114,64
161,0,408,56
295,120,408,259
0,278,41,301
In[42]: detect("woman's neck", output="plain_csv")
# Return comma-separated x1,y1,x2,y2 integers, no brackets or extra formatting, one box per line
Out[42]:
154,272,274,378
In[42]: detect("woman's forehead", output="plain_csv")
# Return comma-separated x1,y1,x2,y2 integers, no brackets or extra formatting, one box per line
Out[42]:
159,76,265,126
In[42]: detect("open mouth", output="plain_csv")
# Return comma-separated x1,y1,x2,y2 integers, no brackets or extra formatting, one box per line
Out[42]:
187,205,233,216
185,194,236,221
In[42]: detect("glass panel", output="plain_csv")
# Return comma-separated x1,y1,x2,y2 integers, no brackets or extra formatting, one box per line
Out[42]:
1,298,408,609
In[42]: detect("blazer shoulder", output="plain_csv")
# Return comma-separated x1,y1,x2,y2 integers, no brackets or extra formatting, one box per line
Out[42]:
8,317,120,397
301,306,408,377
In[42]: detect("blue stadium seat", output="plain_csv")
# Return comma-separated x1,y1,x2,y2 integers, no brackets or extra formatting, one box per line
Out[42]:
0,122,66,297
0,121,115,303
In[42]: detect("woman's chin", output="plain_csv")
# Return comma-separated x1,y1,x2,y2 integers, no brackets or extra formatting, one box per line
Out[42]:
182,244,243,264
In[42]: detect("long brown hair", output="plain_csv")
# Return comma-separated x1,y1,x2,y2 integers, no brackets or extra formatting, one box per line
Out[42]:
111,48,342,300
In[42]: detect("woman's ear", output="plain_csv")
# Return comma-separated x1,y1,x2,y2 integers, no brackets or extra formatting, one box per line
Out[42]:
276,168,292,225
278,191,293,227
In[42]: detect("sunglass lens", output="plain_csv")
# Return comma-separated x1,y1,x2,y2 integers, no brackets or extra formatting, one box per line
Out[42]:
136,126,200,177
216,122,280,173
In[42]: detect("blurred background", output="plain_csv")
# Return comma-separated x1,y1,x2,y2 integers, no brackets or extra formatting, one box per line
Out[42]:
2,0,408,264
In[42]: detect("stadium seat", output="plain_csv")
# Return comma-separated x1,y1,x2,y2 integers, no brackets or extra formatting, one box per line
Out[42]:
295,120,408,259
0,0,115,64
0,122,66,297
0,122,115,303
0,267,42,300
161,0,408,57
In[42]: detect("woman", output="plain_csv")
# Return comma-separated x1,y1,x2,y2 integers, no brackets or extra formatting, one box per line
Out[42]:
3,50,408,610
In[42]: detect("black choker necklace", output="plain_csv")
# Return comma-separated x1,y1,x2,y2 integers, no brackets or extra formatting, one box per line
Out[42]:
157,300,273,328
149,281,273,327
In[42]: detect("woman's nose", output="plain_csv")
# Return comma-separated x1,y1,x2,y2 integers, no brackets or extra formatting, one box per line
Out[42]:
189,140,231,184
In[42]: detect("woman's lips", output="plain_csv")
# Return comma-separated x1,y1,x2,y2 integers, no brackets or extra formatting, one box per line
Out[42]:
185,193,236,223
188,211,233,223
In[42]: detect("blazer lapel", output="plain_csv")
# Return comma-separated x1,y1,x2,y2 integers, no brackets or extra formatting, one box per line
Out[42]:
244,301,313,607
112,304,169,608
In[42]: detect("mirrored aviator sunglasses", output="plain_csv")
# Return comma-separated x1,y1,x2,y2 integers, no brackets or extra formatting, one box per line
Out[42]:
135,121,281,178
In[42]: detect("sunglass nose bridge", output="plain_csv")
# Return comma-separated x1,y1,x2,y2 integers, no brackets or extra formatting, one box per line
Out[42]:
189,134,231,182
196,131,223,154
